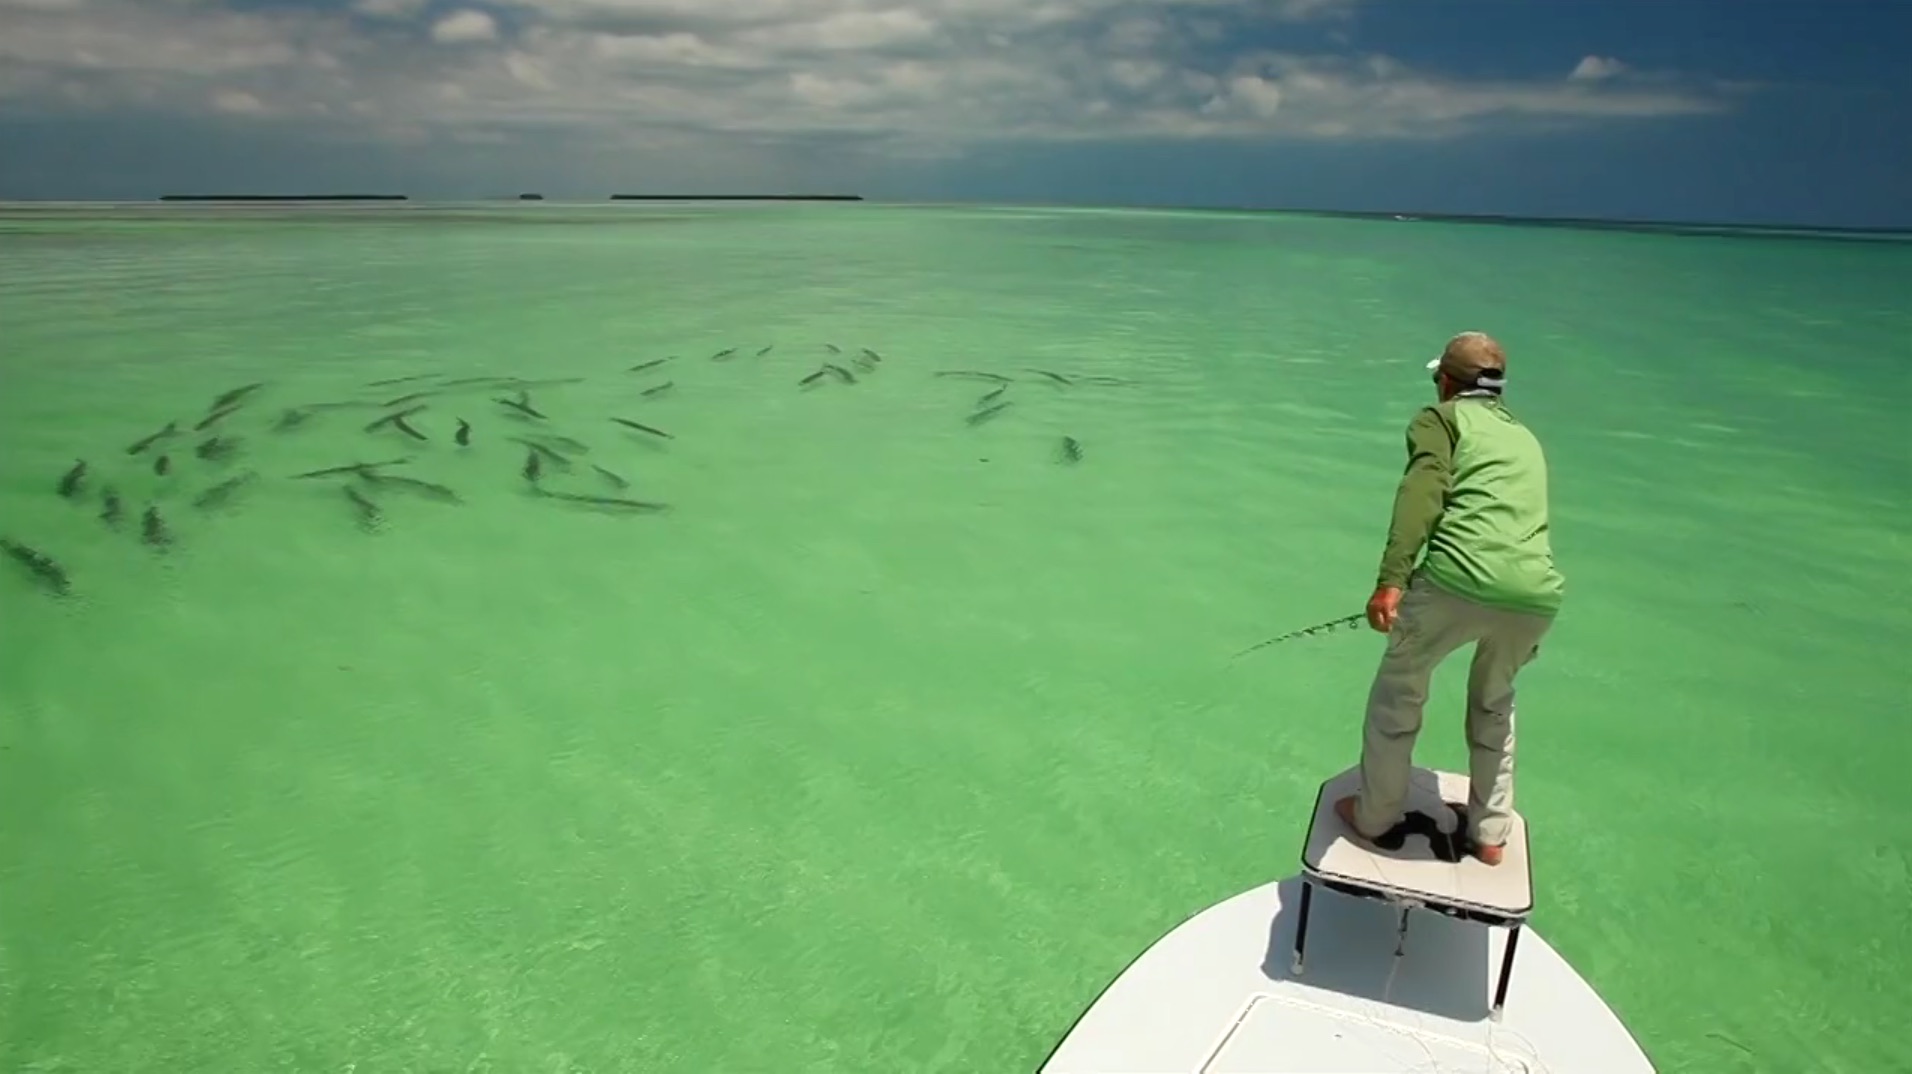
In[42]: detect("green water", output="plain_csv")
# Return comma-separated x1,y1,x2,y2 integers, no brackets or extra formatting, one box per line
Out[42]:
1,202,1907,1073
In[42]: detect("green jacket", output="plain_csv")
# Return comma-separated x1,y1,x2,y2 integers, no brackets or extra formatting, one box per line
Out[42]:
1376,394,1565,617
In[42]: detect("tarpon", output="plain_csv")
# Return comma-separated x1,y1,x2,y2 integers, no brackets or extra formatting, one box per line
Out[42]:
141,506,172,548
509,437,573,470
610,417,672,439
196,437,239,461
192,470,258,510
343,485,382,529
495,396,546,420
0,538,70,596
358,472,460,504
291,458,410,479
528,433,589,454
537,490,668,513
126,422,178,455
209,382,265,411
57,460,86,498
364,404,427,432
194,404,240,432
966,401,1012,426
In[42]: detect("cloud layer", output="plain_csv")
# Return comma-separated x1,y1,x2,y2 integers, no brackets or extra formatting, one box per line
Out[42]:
0,0,1743,156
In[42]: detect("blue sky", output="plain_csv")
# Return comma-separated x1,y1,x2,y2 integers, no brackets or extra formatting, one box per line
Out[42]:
1,0,1906,226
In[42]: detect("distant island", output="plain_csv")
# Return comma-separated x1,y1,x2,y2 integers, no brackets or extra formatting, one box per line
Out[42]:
518,193,544,201
158,194,408,202
609,194,863,202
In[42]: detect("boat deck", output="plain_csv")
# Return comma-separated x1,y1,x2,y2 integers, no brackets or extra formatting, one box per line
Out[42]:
1294,766,1532,1018
1038,766,1654,1073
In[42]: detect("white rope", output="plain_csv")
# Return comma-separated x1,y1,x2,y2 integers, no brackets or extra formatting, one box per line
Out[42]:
1248,989,1555,1073
1336,807,1558,1074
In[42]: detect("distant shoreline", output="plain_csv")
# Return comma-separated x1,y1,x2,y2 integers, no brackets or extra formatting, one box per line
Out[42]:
0,196,1891,235
609,194,864,202
158,194,408,202
946,199,1905,237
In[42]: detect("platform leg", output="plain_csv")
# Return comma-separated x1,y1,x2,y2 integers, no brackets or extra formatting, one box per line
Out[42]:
1291,880,1314,975
1490,924,1521,1021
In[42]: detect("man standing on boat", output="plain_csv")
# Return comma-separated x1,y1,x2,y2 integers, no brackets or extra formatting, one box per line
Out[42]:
1335,331,1564,867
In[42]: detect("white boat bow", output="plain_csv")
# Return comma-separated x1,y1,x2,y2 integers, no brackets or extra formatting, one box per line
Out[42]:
1038,767,1655,1073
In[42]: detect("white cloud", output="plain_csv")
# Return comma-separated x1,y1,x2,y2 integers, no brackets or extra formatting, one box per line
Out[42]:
353,0,431,17
1571,55,1626,82
1224,75,1283,118
210,89,266,115
0,0,1742,155
503,50,554,90
735,9,939,52
431,10,501,44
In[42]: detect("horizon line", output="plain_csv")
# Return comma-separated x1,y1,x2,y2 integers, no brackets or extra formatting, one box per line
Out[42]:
1,195,1906,237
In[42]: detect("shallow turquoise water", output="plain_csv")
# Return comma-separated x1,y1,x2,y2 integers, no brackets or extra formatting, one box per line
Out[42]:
0,202,1907,1073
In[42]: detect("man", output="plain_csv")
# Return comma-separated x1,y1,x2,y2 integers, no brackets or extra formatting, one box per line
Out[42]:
1333,331,1564,867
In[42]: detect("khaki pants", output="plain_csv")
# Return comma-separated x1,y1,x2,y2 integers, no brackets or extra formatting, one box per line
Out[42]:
1353,574,1555,847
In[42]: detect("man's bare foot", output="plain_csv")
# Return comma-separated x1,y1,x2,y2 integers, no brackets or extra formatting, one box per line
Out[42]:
1334,795,1378,843
1472,842,1505,867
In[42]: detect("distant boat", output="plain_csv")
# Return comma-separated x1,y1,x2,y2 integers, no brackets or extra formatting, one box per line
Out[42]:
1039,766,1655,1073
518,193,545,201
